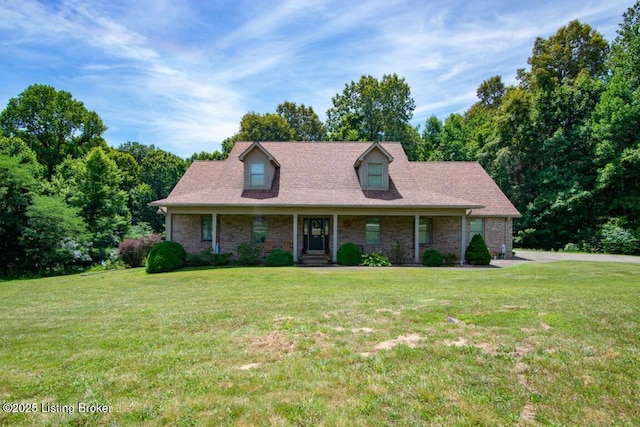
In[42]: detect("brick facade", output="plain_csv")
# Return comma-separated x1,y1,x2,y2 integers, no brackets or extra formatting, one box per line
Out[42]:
170,213,514,262
172,214,212,254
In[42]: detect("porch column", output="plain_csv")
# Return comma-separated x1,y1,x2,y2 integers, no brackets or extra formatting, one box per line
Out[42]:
414,215,420,263
166,212,172,241
333,213,338,263
292,213,298,262
460,213,467,265
211,213,217,252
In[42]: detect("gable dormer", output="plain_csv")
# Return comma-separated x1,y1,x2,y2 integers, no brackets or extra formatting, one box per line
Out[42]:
238,141,280,190
354,142,394,190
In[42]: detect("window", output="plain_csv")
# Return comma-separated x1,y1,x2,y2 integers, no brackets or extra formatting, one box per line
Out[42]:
470,218,484,239
252,217,267,244
201,215,212,241
250,162,265,187
367,163,383,188
419,218,433,245
366,217,380,245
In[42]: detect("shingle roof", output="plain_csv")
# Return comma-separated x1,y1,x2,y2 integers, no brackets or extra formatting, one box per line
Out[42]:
151,141,520,217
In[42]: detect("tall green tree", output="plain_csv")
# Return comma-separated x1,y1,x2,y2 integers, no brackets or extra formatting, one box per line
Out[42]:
523,20,609,89
71,147,130,260
0,84,107,179
326,74,417,157
220,111,295,158
139,149,187,231
590,1,640,229
276,101,326,140
0,154,37,272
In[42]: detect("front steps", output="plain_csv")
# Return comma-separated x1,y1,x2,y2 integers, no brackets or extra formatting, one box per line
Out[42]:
299,254,332,266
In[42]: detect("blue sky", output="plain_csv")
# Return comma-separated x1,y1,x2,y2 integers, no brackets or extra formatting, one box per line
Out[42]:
0,0,632,158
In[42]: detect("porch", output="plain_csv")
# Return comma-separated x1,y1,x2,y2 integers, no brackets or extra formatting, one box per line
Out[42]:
165,209,513,265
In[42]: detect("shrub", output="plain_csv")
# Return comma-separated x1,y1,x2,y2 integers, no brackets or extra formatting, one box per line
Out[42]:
145,241,187,274
264,249,294,267
337,242,362,266
361,252,391,266
390,240,407,265
185,250,232,267
117,234,162,267
598,219,639,255
236,242,262,265
422,249,443,267
465,234,491,265
442,252,458,266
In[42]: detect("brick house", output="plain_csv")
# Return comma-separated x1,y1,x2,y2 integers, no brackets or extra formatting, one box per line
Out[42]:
150,141,520,265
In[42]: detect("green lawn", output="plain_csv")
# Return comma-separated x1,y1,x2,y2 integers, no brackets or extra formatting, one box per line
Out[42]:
1,263,639,426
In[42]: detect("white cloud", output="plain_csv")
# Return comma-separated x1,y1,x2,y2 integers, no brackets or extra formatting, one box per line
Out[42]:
0,0,632,157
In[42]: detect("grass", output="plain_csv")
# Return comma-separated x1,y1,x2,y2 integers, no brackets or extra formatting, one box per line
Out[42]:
0,262,639,426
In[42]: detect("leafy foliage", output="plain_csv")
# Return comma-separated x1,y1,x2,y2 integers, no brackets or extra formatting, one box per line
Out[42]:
0,84,107,179
145,241,187,274
336,242,362,266
422,249,443,267
598,219,639,254
361,252,391,267
442,252,458,266
465,234,491,265
236,242,262,265
390,240,408,265
276,101,327,141
185,250,233,267
117,234,162,268
326,74,419,159
20,194,91,274
264,249,294,267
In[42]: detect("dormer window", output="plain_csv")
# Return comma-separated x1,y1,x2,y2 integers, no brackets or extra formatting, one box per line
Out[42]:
239,141,280,190
250,162,265,187
367,163,383,188
355,142,394,191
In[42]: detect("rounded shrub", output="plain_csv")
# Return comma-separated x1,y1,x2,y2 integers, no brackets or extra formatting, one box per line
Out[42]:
336,242,362,266
465,234,491,265
145,241,187,274
422,249,443,267
264,249,294,267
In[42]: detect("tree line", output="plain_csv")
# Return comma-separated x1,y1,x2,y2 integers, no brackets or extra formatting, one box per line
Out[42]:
1,2,639,275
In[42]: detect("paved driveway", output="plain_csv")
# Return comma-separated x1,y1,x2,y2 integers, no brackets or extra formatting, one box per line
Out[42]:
493,249,640,267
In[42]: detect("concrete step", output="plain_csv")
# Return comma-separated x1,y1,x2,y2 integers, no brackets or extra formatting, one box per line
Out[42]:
299,254,331,266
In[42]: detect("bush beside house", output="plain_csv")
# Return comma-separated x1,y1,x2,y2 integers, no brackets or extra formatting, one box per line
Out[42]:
146,241,187,273
264,249,294,267
117,234,162,268
465,234,491,265
422,249,443,267
337,242,362,266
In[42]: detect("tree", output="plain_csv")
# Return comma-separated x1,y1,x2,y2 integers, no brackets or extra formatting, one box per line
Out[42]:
72,147,130,260
524,20,609,89
0,84,107,179
220,112,295,157
276,101,327,140
326,74,416,155
20,194,91,273
139,149,187,231
0,154,37,273
477,75,506,108
421,115,444,160
590,2,640,229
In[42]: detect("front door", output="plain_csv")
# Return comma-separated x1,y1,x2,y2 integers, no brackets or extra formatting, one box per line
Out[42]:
308,218,325,252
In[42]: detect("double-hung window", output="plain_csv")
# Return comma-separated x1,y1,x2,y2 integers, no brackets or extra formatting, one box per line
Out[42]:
419,218,433,245
250,163,265,187
366,218,380,245
470,218,484,239
367,163,383,188
201,215,212,241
